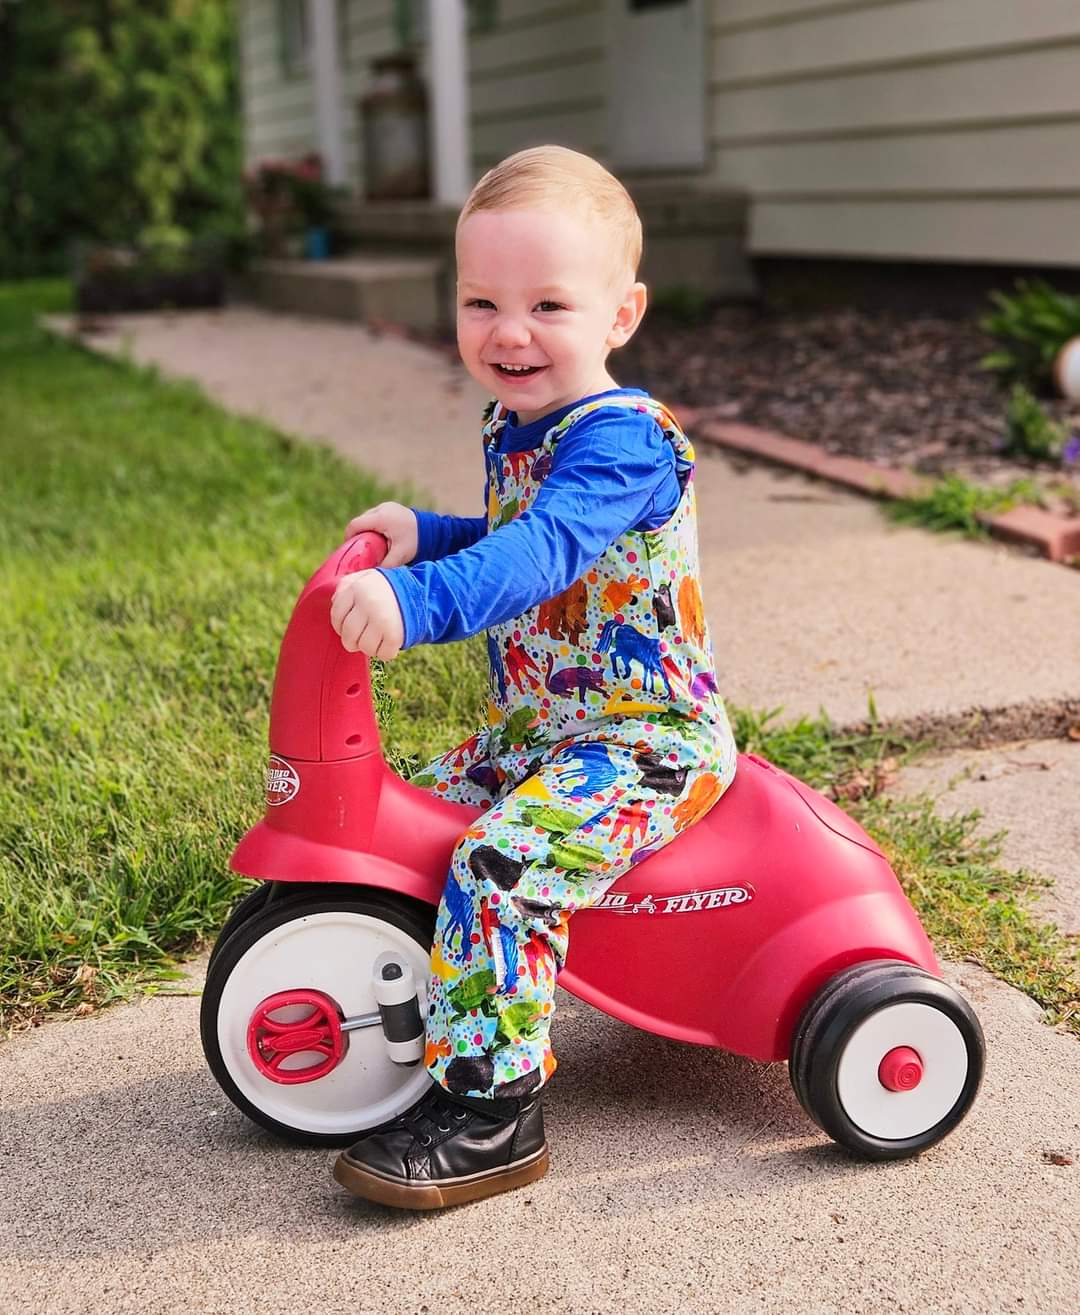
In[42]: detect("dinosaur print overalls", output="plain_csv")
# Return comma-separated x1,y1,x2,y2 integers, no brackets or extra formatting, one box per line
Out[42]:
412,395,738,1100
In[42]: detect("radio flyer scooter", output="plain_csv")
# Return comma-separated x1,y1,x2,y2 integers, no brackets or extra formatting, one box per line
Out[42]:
200,533,984,1160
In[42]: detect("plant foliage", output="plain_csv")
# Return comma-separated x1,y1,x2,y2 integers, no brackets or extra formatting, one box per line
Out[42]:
886,474,1040,537
1002,383,1070,462
979,278,1080,391
245,154,344,254
0,0,244,278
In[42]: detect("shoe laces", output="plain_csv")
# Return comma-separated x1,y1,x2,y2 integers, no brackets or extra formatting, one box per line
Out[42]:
402,1087,470,1148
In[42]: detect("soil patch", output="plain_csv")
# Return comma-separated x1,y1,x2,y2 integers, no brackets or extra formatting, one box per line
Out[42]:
621,305,1080,510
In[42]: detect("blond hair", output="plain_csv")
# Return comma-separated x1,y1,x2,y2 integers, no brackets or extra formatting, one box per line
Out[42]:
457,145,643,282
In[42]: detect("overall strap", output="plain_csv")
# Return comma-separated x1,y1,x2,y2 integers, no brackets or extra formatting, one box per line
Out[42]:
549,393,679,438
481,394,691,480
481,399,509,450
548,395,695,494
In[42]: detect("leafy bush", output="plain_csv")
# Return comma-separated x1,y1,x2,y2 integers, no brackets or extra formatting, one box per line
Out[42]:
980,279,1080,391
245,154,344,255
0,1,244,279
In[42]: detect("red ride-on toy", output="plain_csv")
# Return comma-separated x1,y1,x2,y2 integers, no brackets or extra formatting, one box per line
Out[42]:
201,534,984,1158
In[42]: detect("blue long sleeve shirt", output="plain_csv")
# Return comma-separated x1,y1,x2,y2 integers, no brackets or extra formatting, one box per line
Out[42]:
380,387,682,648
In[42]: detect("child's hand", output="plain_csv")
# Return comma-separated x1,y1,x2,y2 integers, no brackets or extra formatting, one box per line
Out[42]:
330,571,405,659
344,503,418,568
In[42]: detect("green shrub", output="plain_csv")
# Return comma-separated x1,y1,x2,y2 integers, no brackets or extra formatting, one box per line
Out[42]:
1002,384,1069,462
979,279,1080,391
0,1,244,279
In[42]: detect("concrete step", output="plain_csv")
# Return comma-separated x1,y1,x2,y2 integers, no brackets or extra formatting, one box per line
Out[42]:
250,255,447,332
334,185,757,303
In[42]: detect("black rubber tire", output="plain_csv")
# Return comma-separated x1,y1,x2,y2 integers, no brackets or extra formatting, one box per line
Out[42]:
788,959,936,1119
206,881,382,970
789,960,985,1161
200,888,436,1147
206,881,276,971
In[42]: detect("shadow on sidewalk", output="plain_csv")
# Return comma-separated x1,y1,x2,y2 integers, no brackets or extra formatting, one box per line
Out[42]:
3,1010,851,1257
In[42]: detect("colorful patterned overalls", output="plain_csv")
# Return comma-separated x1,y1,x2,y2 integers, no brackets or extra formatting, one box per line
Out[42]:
412,394,738,1099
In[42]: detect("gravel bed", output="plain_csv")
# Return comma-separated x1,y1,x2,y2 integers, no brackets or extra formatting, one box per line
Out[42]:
620,305,1080,509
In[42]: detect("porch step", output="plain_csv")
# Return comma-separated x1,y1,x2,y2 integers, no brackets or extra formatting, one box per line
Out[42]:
250,255,447,332
335,185,756,304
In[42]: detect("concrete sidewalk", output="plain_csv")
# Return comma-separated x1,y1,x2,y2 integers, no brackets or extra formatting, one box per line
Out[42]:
46,308,1080,735
2,957,1077,1315
9,307,1076,1315
895,738,1080,935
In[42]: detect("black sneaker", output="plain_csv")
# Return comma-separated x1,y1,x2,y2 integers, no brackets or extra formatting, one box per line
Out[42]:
332,1080,549,1210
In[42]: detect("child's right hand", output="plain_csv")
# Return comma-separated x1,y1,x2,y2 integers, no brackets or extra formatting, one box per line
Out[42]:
344,502,419,568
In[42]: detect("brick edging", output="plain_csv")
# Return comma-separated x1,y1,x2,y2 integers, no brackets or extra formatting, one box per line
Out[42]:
684,413,1080,564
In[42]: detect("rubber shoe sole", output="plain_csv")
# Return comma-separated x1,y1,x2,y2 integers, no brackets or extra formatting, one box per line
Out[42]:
332,1142,550,1210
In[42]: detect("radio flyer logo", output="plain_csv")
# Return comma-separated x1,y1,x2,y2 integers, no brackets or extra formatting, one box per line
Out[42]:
266,755,301,807
590,885,753,915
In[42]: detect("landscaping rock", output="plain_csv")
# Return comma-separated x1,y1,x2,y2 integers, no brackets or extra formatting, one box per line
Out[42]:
623,304,1079,475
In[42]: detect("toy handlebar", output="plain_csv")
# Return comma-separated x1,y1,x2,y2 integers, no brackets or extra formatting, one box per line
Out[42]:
265,531,390,763
336,531,389,576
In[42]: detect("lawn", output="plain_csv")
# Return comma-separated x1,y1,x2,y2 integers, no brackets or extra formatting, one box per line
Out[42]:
1,281,1076,1036
0,279,476,1027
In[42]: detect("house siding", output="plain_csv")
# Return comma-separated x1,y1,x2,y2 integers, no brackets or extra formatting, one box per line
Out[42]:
240,0,400,193
237,0,1080,267
240,0,607,191
468,0,608,172
707,0,1080,264
240,1,317,166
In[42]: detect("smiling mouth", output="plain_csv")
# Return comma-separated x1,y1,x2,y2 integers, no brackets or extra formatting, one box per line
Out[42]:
491,363,546,378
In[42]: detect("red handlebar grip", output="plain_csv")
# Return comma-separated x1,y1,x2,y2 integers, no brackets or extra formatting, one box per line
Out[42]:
339,531,389,574
268,532,389,761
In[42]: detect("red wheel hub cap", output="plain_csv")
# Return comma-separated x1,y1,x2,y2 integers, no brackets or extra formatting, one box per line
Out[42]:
878,1045,923,1092
247,989,345,1084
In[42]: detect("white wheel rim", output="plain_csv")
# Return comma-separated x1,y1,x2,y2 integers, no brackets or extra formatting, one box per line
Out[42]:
836,1001,969,1140
216,911,431,1137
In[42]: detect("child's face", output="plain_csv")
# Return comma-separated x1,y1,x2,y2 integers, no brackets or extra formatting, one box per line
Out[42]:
456,207,646,425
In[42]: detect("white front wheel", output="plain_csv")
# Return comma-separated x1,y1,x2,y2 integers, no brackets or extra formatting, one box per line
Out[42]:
200,891,435,1145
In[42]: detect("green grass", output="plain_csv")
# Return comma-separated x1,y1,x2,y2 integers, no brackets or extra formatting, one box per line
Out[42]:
1,281,1076,1038
886,472,1042,537
0,281,426,1027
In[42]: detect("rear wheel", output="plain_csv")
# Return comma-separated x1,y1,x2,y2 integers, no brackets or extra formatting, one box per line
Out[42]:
200,889,436,1146
789,960,984,1160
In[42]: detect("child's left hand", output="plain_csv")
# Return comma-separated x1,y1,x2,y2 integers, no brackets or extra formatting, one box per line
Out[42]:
330,572,404,659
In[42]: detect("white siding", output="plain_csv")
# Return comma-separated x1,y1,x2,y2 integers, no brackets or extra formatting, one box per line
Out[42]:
239,0,400,194
752,197,1080,267
468,0,607,173
241,0,609,193
238,0,1080,268
707,0,1080,264
340,0,399,192
240,0,317,166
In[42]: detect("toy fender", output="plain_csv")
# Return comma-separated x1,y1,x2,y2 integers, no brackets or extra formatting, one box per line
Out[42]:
560,758,937,1060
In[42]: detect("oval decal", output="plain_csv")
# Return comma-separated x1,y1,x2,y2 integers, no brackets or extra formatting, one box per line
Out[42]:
266,754,300,807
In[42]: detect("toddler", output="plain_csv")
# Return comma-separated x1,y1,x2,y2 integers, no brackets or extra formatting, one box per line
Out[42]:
328,145,737,1209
